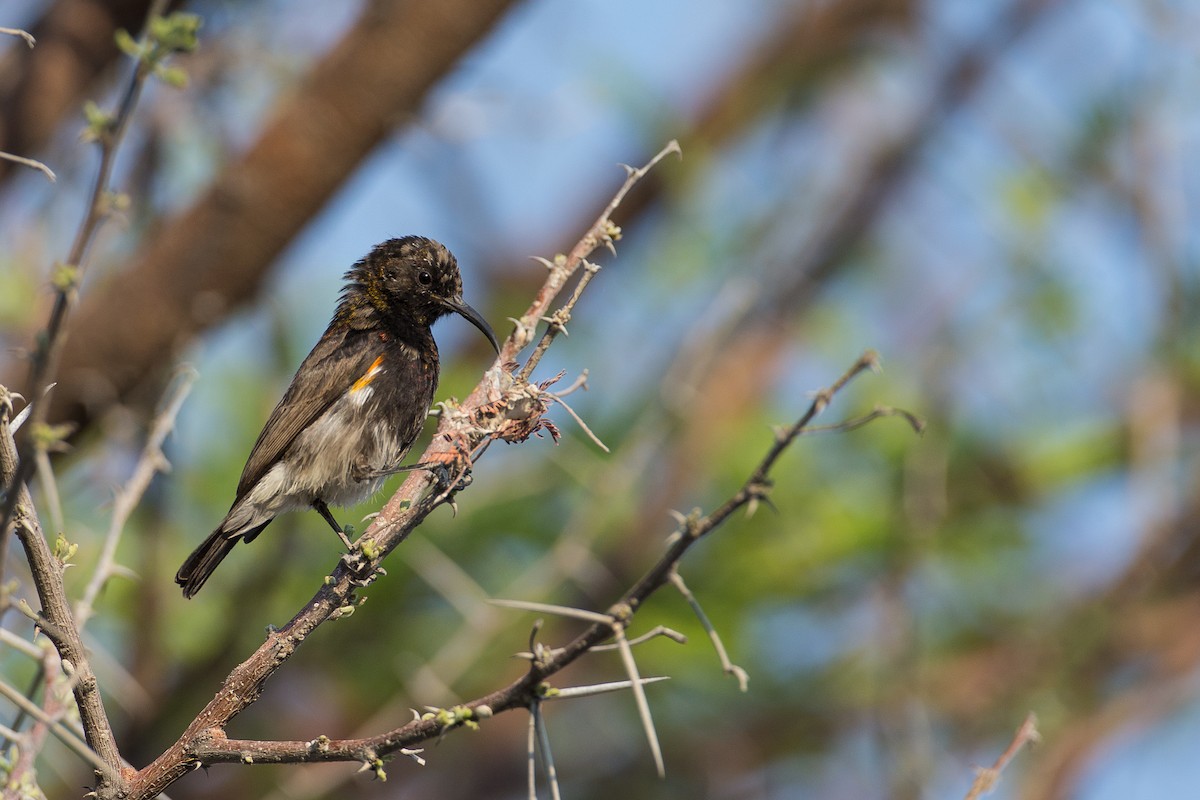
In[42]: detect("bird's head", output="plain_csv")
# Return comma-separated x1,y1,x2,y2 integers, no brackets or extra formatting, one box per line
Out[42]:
340,236,499,352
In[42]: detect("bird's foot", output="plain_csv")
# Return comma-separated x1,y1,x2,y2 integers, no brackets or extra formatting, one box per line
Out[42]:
341,558,385,586
425,454,471,495
425,435,476,495
339,548,387,586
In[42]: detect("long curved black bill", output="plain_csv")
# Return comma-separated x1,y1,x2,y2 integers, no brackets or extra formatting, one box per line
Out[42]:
445,297,500,354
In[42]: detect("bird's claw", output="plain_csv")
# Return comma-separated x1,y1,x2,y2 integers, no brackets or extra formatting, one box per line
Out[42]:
340,550,386,586
430,459,473,494
426,435,476,494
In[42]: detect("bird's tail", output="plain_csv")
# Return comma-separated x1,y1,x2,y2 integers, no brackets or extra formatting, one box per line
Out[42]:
176,519,270,599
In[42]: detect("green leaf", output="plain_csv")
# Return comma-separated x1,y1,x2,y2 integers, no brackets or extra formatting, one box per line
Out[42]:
81,100,113,143
150,12,202,53
155,64,189,89
113,28,142,59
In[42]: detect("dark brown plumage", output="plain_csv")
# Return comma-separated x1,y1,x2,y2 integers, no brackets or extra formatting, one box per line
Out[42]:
176,236,498,598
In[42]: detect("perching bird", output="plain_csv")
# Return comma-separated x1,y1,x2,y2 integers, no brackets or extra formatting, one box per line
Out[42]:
176,236,499,598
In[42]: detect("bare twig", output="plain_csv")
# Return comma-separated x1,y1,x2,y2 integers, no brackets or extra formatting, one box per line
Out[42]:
964,713,1040,800
0,151,55,182
75,368,196,630
518,259,600,382
261,431,652,800
669,570,749,691
0,628,44,661
613,623,665,777
526,707,537,800
552,370,590,397
531,701,562,800
515,139,680,381
0,26,35,47
547,392,610,452
488,598,613,625
33,448,64,535
587,626,687,652
800,404,925,436
549,676,670,700
525,679,667,799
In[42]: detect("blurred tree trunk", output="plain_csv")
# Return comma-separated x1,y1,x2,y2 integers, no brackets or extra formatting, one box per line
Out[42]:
0,0,172,183
2,0,517,431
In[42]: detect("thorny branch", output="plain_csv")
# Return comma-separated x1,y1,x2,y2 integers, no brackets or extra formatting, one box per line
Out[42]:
517,140,680,383
76,368,197,630
122,140,684,798
172,348,916,784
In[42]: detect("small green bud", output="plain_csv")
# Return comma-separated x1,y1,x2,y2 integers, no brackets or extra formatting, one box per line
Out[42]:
31,422,72,453
51,262,79,292
100,191,131,216
81,101,114,143
53,533,78,565
155,64,189,88
150,12,202,53
113,28,142,59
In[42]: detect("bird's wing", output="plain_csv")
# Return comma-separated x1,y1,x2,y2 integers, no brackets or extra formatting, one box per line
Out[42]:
235,326,382,498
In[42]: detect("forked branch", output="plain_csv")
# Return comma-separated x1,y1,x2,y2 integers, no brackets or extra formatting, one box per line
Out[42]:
149,348,918,785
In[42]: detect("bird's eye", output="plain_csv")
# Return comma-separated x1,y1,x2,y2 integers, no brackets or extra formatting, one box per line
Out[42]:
418,270,433,286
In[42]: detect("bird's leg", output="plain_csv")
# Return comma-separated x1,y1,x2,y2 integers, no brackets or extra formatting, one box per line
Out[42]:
353,459,463,482
353,440,475,490
351,461,425,481
312,499,355,550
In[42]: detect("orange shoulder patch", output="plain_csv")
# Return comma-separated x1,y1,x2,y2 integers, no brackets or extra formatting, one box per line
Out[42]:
351,355,385,392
